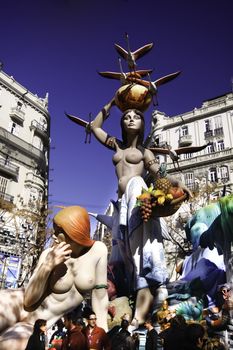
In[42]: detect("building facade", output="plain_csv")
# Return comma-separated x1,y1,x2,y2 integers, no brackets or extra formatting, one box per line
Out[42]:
148,92,233,195
0,70,50,288
146,92,233,279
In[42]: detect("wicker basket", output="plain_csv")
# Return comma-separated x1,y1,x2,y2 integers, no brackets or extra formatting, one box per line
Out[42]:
151,193,187,218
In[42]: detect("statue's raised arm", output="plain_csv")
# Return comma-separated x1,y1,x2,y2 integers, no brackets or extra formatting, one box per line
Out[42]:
90,97,118,149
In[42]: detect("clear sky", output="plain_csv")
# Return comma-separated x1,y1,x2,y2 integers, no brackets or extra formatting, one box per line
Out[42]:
1,0,233,233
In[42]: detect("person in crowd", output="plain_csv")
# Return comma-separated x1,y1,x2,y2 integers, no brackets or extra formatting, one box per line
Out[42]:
205,284,232,333
25,319,47,350
131,332,140,350
184,323,205,350
62,312,87,350
159,314,187,350
49,318,66,349
107,313,131,339
83,311,111,350
202,337,227,350
110,319,135,350
144,316,158,350
0,206,109,350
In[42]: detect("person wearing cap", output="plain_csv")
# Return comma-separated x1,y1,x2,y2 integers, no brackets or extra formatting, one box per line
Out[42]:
62,312,87,350
0,206,109,350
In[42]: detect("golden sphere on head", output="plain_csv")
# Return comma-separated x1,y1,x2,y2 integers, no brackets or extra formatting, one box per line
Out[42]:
115,84,152,112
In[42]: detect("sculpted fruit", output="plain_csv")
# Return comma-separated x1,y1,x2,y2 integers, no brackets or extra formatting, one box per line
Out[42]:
137,192,151,201
168,187,184,199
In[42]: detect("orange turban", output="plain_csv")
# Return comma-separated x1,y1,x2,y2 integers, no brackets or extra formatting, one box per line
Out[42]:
53,206,94,247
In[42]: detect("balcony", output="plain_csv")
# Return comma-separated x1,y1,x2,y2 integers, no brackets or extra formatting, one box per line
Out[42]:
0,127,45,163
25,172,45,190
214,127,224,137
204,130,213,139
0,158,19,181
179,134,193,147
9,107,25,125
186,182,199,192
0,191,14,204
30,120,49,142
167,148,233,172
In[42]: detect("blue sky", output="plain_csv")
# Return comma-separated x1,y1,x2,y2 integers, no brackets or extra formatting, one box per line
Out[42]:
1,0,233,232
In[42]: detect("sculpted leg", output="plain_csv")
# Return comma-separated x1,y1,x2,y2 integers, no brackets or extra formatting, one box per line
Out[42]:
0,322,33,350
0,289,28,334
132,288,154,325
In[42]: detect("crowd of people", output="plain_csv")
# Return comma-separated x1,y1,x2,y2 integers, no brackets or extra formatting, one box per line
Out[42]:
25,308,229,350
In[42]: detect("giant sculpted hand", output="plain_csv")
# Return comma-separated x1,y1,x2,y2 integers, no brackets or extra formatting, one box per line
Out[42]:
24,242,72,311
47,242,72,268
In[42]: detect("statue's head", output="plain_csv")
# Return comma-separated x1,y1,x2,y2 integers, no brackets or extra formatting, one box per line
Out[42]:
120,109,145,145
53,206,94,247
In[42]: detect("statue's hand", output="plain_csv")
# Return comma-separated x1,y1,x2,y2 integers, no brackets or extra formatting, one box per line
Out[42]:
47,242,72,268
179,183,193,199
168,176,193,199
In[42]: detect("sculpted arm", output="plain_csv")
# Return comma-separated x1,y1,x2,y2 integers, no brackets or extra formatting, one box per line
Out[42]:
91,243,109,331
144,148,192,197
91,98,116,148
24,242,72,311
144,148,160,178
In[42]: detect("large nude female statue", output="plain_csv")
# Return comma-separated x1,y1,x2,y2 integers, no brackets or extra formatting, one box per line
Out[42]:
0,206,109,350
88,98,191,326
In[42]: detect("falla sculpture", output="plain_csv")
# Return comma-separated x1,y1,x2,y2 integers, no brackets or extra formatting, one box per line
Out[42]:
65,34,196,328
0,35,222,350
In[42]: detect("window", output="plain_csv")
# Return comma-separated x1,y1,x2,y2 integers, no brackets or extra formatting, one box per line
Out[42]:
40,117,47,130
214,115,222,129
29,188,37,202
184,172,194,188
0,176,8,195
220,166,229,181
16,101,23,111
207,143,215,153
32,135,43,151
205,119,212,132
209,168,218,182
217,140,225,151
180,125,188,136
8,121,20,136
4,156,10,166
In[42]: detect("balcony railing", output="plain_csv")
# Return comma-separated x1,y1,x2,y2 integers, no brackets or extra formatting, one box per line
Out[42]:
186,182,199,191
204,130,213,139
0,192,14,203
0,127,45,163
0,158,19,180
167,148,233,171
179,134,193,147
9,107,25,124
30,120,48,141
25,172,45,189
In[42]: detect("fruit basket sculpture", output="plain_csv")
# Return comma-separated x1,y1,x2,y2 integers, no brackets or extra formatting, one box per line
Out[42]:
136,163,187,221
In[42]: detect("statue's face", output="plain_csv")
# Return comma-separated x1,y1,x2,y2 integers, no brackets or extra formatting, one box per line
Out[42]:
122,110,142,133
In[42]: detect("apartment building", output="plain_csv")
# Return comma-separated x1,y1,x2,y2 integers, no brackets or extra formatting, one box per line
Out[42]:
0,70,50,288
146,92,233,279
148,92,233,196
